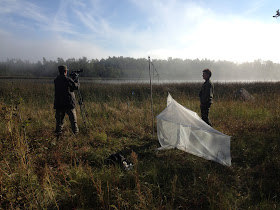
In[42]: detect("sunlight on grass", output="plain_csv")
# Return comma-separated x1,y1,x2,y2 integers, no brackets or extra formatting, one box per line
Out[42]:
0,80,280,209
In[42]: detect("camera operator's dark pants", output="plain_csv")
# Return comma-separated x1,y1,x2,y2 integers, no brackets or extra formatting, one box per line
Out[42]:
55,109,79,134
200,103,212,126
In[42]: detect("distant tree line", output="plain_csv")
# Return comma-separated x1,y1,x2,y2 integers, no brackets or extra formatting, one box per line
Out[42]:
0,56,280,81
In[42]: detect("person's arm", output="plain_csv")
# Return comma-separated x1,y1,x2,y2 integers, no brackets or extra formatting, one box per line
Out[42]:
68,77,80,91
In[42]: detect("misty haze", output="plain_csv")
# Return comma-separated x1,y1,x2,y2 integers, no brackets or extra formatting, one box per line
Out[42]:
1,57,279,82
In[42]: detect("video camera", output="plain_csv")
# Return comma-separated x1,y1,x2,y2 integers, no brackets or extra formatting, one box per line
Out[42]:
70,69,83,82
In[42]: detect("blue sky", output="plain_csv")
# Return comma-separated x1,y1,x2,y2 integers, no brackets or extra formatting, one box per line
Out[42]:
0,0,279,63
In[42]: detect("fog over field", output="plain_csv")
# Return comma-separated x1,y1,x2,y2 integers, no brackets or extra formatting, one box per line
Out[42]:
1,56,280,82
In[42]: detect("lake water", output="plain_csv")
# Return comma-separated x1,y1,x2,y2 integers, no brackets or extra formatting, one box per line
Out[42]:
80,79,280,84
0,77,279,84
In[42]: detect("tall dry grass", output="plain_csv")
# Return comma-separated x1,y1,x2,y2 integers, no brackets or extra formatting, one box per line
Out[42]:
0,80,280,209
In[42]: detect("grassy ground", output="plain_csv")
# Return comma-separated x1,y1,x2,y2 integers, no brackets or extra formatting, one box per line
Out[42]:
0,80,280,209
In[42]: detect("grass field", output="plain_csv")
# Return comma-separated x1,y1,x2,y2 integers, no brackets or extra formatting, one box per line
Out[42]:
0,80,280,209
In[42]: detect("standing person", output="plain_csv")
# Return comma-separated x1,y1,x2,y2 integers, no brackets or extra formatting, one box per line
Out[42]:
199,69,214,126
54,65,80,135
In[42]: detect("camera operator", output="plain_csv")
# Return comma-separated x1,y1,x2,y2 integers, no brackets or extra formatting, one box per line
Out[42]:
54,65,80,135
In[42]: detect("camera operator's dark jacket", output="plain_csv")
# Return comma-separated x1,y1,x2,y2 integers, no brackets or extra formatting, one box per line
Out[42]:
54,75,79,109
199,79,214,105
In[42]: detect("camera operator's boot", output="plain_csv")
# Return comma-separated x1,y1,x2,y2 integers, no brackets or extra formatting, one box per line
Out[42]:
55,125,63,136
54,130,62,138
72,123,79,135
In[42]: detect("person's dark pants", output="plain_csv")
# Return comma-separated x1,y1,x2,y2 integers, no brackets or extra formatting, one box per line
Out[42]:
200,103,212,126
55,109,79,134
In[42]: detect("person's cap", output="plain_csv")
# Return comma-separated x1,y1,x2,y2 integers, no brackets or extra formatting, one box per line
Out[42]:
58,65,68,74
58,65,68,71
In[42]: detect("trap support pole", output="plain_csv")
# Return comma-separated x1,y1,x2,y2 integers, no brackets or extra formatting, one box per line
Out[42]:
148,56,155,135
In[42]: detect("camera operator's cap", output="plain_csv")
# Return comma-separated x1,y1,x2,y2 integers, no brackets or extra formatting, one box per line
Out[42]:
58,65,68,74
58,65,68,71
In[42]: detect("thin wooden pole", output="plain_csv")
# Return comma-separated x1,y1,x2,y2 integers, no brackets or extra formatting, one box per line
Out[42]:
148,56,155,135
